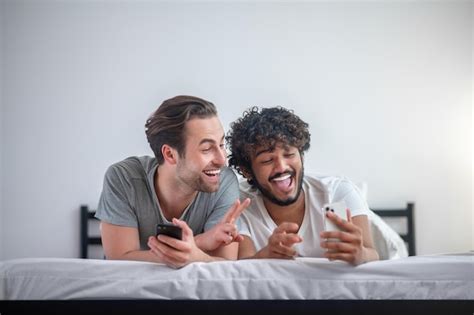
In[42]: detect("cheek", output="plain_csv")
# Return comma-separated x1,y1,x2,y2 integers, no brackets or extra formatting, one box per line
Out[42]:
201,154,217,167
253,167,271,182
291,159,303,170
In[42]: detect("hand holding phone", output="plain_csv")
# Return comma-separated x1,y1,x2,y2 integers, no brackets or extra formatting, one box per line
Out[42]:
322,201,347,234
156,223,182,240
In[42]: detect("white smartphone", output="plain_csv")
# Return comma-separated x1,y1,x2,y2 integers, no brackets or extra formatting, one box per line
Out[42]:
322,201,347,234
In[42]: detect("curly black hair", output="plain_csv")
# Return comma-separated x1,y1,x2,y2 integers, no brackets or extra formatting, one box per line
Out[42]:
226,106,310,182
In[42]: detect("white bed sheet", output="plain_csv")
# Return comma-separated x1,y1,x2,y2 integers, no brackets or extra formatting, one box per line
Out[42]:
1,254,472,300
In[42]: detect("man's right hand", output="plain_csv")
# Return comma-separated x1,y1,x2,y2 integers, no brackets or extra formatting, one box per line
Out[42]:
147,218,209,268
255,222,303,259
195,198,251,252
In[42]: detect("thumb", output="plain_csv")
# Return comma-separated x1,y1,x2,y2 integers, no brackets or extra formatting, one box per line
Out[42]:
172,218,194,241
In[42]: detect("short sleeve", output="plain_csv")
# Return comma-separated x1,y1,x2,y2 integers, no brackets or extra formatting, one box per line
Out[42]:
331,178,369,217
95,164,138,227
203,168,244,232
238,213,252,237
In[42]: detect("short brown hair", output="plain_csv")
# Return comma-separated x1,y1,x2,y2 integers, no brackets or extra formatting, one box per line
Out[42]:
145,95,217,164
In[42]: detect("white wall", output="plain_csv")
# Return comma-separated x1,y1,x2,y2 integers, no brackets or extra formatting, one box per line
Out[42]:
1,1,472,259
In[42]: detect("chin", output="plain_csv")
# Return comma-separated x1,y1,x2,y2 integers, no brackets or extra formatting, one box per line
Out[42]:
275,197,298,206
201,183,219,193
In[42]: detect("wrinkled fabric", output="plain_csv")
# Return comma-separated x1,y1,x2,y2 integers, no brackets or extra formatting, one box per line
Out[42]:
0,254,472,300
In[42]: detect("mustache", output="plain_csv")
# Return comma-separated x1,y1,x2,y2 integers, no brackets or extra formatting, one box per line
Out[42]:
269,170,295,181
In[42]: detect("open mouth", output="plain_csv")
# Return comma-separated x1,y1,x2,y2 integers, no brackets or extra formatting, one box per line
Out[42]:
270,173,294,192
203,169,221,177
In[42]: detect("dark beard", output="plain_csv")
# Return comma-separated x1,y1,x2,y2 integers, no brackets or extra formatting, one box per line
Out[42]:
253,167,304,206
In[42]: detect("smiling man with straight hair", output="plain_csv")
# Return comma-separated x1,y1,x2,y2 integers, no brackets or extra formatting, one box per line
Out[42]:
96,95,249,268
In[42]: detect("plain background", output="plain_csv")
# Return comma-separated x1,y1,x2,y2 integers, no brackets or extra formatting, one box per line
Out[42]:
0,0,472,260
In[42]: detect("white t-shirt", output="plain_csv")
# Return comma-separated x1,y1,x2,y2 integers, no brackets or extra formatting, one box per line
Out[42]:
239,174,369,257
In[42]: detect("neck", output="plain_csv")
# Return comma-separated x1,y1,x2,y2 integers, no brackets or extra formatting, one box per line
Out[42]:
263,190,306,227
155,165,197,220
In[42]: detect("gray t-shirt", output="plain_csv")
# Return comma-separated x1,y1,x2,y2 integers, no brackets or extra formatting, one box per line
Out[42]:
96,156,241,250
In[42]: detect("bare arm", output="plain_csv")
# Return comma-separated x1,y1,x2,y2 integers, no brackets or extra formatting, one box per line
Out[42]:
237,236,257,259
101,214,246,267
101,221,212,267
100,222,160,263
207,242,240,260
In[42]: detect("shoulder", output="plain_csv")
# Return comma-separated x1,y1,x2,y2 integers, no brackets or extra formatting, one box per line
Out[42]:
220,166,237,181
105,156,156,181
238,177,260,199
216,167,238,189
306,174,369,215
304,173,357,195
237,178,267,217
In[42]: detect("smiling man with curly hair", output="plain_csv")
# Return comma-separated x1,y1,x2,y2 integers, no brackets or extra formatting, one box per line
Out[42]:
226,106,379,265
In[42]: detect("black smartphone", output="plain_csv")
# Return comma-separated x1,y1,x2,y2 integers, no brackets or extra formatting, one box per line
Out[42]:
156,223,182,240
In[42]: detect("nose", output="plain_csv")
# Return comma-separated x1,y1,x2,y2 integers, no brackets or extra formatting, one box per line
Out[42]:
214,147,227,166
273,156,288,173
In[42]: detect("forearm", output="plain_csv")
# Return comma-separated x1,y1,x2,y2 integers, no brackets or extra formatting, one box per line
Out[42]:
105,249,162,263
237,235,258,259
206,242,239,260
107,247,223,265
194,234,207,251
194,233,226,253
360,246,379,264
239,246,267,259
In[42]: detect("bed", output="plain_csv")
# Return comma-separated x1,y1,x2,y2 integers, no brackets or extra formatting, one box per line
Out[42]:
1,252,473,314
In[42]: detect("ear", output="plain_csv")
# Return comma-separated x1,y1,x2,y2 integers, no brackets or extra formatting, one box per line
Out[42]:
161,144,178,165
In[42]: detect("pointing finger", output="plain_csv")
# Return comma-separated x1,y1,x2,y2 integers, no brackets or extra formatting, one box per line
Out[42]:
228,198,250,224
222,198,251,224
221,200,240,223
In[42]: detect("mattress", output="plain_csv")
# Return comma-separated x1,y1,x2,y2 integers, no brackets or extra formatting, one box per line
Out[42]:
0,253,472,300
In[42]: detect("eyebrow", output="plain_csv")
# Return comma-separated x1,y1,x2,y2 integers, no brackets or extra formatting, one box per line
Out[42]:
255,144,293,157
199,135,224,146
255,148,273,157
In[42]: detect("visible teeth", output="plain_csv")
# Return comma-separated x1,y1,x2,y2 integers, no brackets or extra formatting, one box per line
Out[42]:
272,174,291,181
204,169,221,175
